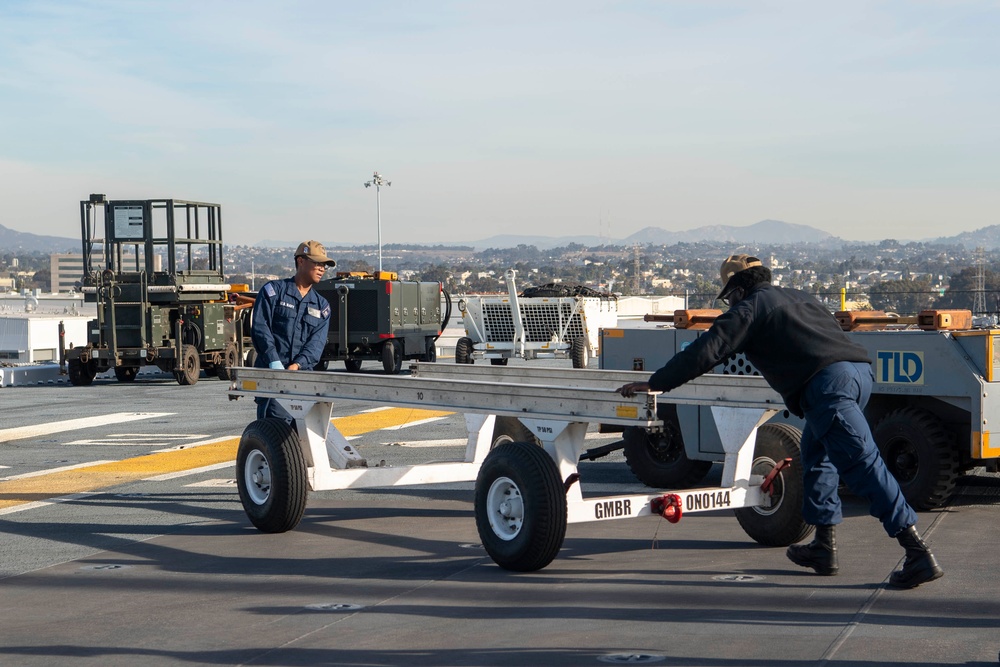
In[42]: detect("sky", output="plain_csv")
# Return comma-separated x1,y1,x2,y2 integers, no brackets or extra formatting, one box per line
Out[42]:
1,0,999,247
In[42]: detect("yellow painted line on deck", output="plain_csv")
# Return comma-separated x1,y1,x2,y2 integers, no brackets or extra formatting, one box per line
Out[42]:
0,407,454,511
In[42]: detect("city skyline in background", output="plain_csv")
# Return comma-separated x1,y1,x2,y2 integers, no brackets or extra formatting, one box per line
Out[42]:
2,1,999,246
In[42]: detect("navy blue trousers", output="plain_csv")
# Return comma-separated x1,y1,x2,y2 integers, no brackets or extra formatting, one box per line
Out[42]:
255,397,293,423
798,361,916,537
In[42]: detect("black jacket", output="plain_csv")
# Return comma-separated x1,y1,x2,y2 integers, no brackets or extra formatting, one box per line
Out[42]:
647,283,871,417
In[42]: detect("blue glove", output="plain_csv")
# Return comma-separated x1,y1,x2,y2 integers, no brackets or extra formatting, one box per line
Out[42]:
268,360,284,370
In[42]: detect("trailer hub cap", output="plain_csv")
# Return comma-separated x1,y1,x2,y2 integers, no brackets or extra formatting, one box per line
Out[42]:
244,449,271,505
486,476,524,541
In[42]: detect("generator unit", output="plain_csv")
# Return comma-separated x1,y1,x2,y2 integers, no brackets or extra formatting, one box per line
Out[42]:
599,309,1000,512
312,272,450,374
63,195,251,386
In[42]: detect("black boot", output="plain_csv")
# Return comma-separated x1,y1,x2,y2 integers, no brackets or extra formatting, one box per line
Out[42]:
786,524,838,575
888,525,943,589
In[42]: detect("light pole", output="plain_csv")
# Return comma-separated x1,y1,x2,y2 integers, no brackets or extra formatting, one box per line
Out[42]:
363,171,391,272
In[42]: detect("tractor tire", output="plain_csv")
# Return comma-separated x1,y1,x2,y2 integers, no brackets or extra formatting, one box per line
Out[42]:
874,407,959,509
475,441,567,572
455,337,475,364
623,422,712,489
236,418,308,533
570,338,587,369
734,423,812,547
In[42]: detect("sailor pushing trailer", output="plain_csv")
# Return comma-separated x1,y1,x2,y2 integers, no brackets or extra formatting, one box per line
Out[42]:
228,363,806,572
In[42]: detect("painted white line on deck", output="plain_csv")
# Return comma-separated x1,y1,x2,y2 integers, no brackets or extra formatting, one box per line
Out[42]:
0,492,98,516
147,462,235,482
381,417,449,430
0,413,174,443
386,438,468,448
0,461,116,482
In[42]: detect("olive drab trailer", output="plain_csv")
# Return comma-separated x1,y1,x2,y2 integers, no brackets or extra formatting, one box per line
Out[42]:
63,194,251,386
228,363,806,572
312,271,451,374
599,308,1000,511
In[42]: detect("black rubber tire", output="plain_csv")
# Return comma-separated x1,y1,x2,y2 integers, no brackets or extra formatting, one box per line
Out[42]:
734,423,812,547
475,441,567,572
215,343,239,381
455,337,475,364
570,337,587,369
423,338,437,363
114,366,139,383
344,358,363,372
313,360,329,371
244,347,257,368
874,407,959,510
381,340,403,374
175,345,200,386
68,358,97,386
622,421,712,489
236,418,308,533
491,416,540,449
490,358,508,366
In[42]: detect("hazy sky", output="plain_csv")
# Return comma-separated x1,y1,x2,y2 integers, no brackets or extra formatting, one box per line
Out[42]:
2,1,998,246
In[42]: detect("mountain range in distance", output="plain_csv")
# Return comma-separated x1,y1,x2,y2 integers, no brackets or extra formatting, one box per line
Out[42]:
3,218,1000,252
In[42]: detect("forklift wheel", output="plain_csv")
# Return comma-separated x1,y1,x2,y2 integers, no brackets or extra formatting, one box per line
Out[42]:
475,441,567,571
236,418,308,533
734,423,812,547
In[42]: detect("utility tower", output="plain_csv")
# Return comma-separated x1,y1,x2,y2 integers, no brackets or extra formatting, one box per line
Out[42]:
973,247,987,316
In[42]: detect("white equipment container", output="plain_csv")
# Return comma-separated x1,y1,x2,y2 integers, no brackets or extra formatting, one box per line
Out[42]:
457,269,617,367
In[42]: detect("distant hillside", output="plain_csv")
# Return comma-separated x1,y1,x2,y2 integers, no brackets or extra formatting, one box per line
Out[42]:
470,219,834,249
0,223,78,253
932,225,1000,250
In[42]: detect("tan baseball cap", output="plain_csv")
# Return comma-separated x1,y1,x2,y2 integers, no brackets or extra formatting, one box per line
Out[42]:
717,253,762,299
294,240,337,267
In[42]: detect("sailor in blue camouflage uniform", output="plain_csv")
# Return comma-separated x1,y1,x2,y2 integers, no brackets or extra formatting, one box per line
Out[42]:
617,253,943,590
251,240,335,420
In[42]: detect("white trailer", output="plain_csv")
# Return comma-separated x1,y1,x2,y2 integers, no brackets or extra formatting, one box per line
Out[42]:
456,270,617,368
228,364,808,571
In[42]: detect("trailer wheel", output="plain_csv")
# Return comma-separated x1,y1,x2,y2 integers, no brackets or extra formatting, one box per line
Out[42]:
874,407,959,509
344,359,363,372
68,358,98,386
570,338,587,369
455,337,475,364
623,423,712,489
244,347,257,368
114,366,139,383
734,423,811,547
175,345,200,385
475,441,567,571
237,418,308,533
491,416,540,449
381,340,403,374
423,338,437,363
215,343,239,381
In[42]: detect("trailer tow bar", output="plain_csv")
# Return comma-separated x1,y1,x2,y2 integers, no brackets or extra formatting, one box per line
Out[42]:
761,457,793,496
650,494,683,523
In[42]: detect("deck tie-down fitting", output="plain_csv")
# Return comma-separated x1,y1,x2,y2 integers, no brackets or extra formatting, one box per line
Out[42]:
760,457,793,496
650,494,683,523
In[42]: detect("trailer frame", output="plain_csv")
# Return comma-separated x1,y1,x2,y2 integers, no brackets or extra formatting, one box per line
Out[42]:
228,363,807,571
